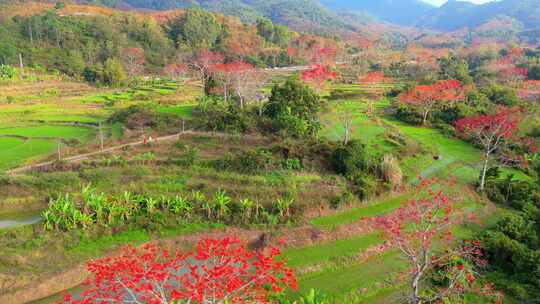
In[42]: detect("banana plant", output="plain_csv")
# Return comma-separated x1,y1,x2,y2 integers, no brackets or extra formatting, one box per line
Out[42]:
142,197,159,214
82,184,109,225
213,189,231,220
169,195,193,216
276,198,294,218
191,190,208,217
238,198,254,223
253,201,264,222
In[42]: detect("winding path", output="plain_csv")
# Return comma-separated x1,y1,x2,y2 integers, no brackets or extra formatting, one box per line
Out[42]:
6,130,245,175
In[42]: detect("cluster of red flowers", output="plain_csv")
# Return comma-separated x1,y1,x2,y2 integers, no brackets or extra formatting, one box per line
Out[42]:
399,80,465,123
517,80,540,100
455,107,519,142
400,80,465,104
359,71,390,84
300,64,337,90
63,237,296,304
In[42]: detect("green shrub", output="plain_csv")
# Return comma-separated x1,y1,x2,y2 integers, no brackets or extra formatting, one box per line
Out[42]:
0,64,15,80
330,191,355,209
263,77,324,138
329,140,369,176
349,172,378,200
283,158,302,171
179,145,199,167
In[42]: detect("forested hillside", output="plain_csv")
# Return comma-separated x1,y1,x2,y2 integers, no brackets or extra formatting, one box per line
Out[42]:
0,2,342,84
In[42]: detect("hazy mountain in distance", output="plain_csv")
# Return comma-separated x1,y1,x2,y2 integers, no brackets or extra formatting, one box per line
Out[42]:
417,0,540,31
319,0,435,25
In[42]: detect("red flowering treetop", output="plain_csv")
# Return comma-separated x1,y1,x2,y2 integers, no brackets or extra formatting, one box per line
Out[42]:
488,48,528,83
517,80,540,101
209,61,256,107
307,44,336,65
63,237,296,304
455,108,519,153
163,63,188,80
121,47,146,78
376,178,484,304
499,66,528,82
300,64,337,91
399,80,465,124
189,50,225,96
455,107,520,191
359,71,390,84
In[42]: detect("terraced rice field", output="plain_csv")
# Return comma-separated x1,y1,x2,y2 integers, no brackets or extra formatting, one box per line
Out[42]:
301,91,502,301
0,78,197,171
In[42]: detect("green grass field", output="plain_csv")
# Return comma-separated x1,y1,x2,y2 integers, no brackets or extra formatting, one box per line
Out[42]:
0,125,95,140
0,138,58,170
282,233,382,268
311,194,409,228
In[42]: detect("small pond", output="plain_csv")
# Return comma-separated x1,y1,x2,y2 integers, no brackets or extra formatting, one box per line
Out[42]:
0,211,42,229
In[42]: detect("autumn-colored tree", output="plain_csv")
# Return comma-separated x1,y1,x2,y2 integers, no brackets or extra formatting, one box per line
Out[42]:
189,50,224,96
499,66,528,82
359,71,388,85
300,64,337,91
400,80,465,125
518,80,540,101
376,178,482,304
308,45,336,66
121,47,145,79
210,61,261,108
162,63,188,84
455,108,520,191
233,65,267,109
63,237,296,304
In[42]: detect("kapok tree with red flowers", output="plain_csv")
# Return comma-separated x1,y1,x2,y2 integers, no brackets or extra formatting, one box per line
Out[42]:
308,45,336,66
63,237,296,304
210,61,261,108
163,63,188,84
121,47,146,79
455,108,520,191
376,178,482,304
518,80,540,101
399,80,465,125
300,64,337,91
189,50,225,96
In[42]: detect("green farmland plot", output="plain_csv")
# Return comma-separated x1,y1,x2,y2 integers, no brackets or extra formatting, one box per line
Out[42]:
297,250,407,297
282,233,382,268
322,99,395,157
311,194,409,228
0,137,58,170
0,125,96,170
0,125,95,140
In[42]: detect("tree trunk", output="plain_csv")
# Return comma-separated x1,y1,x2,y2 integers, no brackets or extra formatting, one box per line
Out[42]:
422,110,429,125
479,152,490,192
411,272,422,304
27,23,33,44
18,53,24,79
